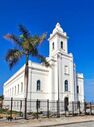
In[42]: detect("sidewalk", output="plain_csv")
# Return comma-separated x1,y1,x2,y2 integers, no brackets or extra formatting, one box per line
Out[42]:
0,116,94,127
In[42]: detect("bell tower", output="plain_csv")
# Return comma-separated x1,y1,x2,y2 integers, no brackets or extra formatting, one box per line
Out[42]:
49,23,68,57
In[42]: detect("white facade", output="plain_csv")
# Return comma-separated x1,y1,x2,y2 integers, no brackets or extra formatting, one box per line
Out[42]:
3,23,84,111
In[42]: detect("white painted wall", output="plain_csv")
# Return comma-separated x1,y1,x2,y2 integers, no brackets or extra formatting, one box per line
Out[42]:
4,65,25,99
28,62,49,100
76,73,84,102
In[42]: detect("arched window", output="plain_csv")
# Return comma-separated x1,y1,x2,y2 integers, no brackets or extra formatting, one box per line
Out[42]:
21,82,23,93
77,86,79,93
52,42,54,50
65,80,68,91
61,41,63,49
15,86,16,95
18,84,19,94
37,80,41,91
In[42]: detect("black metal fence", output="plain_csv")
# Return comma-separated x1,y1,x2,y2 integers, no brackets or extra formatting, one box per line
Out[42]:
1,98,94,120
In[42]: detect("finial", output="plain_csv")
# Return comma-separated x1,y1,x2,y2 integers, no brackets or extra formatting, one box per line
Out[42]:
56,22,61,27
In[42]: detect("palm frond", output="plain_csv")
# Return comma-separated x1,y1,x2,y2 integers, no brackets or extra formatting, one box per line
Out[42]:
30,35,40,47
4,34,21,47
37,54,50,67
30,33,47,47
21,40,30,51
19,25,30,39
31,47,38,56
39,33,47,43
6,49,23,69
5,24,48,70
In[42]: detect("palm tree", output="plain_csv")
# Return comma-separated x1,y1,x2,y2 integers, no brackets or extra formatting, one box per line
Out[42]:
4,25,49,119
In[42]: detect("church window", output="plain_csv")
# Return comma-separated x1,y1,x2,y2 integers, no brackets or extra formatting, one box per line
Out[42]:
18,84,19,94
61,41,63,49
15,86,16,95
37,80,41,91
52,42,54,50
65,80,68,91
21,82,23,93
77,86,79,93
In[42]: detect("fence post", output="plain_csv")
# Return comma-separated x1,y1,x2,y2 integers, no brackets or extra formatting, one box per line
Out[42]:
24,98,27,119
36,99,39,119
47,99,49,118
79,102,80,115
72,102,74,116
20,100,22,117
84,102,86,115
10,97,13,120
65,103,66,117
57,100,60,118
90,102,92,115
1,100,3,109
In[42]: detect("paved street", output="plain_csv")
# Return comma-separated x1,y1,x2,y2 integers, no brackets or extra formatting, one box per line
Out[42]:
0,116,94,127
56,121,94,127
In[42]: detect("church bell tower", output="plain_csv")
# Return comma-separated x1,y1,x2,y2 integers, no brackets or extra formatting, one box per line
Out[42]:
49,23,68,57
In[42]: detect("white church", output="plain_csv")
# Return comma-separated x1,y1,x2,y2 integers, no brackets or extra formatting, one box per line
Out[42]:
3,23,84,111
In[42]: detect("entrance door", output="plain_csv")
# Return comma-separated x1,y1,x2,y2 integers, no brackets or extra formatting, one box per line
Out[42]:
64,97,69,111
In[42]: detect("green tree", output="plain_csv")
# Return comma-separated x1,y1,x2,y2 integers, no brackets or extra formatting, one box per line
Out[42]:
0,95,4,100
4,25,49,118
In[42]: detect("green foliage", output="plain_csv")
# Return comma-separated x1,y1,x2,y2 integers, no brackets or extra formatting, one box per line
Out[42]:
4,24,49,69
6,49,22,69
0,108,22,115
0,95,3,100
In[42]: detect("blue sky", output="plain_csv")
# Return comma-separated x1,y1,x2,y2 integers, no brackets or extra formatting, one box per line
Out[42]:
0,0,94,101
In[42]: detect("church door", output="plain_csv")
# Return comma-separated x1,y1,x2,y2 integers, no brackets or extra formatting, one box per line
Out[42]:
64,97,69,111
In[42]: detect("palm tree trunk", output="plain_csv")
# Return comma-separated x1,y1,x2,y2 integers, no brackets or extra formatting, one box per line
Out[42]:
24,54,29,119
25,60,28,99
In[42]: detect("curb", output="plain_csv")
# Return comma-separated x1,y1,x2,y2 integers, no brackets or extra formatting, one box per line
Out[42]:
35,120,94,127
